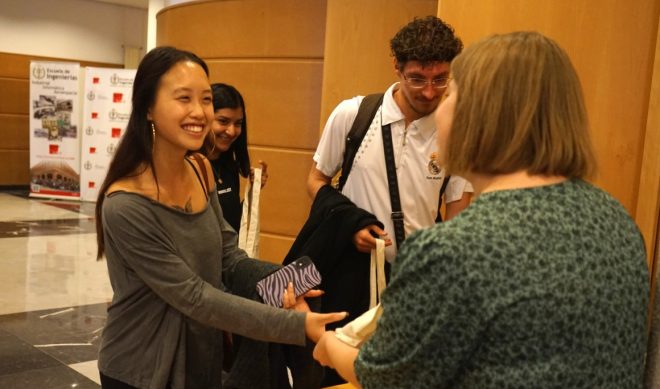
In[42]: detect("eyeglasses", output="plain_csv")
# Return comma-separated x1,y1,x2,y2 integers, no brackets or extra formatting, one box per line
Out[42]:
401,74,451,90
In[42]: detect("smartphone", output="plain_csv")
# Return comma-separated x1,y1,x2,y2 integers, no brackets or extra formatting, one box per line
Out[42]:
256,256,322,307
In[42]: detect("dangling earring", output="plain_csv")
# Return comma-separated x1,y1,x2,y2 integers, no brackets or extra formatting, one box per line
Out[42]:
151,122,156,146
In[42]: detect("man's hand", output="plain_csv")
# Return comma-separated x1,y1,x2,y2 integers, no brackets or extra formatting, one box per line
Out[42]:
352,224,392,253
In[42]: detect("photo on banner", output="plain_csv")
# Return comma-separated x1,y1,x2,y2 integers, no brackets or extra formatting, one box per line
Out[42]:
28,61,81,200
80,68,136,202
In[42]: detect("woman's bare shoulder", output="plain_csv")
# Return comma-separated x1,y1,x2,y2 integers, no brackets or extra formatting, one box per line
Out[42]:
106,167,154,196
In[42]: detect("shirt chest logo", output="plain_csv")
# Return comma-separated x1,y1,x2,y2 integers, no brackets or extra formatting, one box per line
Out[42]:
427,152,442,176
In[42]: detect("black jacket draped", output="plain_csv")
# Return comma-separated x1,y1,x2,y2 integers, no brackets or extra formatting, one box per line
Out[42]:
284,184,383,329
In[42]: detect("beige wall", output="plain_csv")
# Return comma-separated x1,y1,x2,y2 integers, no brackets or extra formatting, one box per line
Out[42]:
437,0,660,270
0,52,120,186
157,0,327,263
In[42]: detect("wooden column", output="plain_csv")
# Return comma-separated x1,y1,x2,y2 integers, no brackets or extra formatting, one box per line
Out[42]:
157,0,327,262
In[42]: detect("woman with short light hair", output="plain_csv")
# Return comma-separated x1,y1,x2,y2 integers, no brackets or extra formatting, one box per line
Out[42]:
312,31,648,389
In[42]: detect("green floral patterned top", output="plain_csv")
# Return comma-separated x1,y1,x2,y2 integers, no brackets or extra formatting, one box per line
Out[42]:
355,179,648,388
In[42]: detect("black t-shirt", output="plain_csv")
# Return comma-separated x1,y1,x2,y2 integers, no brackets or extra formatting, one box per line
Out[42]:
210,157,242,232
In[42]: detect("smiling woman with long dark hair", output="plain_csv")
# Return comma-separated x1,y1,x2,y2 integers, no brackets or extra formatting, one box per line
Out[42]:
203,83,268,232
94,46,344,389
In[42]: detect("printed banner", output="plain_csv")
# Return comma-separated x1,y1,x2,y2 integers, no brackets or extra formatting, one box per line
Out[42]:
29,61,81,200
80,68,136,202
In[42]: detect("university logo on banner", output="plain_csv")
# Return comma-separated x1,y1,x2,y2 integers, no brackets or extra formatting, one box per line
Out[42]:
28,61,81,200
80,67,136,202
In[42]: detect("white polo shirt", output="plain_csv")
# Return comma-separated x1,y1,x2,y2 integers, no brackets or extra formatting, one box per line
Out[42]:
313,83,473,261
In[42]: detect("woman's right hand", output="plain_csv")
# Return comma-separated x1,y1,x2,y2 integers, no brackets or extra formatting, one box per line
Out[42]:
250,160,269,188
305,311,348,343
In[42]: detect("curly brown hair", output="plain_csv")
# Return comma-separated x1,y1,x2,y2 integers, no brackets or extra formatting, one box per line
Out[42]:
390,16,463,70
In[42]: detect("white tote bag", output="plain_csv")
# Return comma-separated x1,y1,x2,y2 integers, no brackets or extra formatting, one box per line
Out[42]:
335,238,386,347
238,167,261,258
369,238,386,308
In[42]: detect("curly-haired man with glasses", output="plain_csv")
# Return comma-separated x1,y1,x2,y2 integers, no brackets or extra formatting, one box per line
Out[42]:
308,16,473,262
298,16,474,386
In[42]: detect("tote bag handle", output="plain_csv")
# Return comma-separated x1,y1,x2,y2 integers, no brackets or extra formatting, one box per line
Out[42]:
369,238,386,308
238,167,261,258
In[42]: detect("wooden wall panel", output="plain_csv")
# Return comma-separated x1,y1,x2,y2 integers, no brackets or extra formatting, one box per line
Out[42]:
247,147,314,237
438,0,660,218
207,60,323,150
637,14,660,282
0,150,29,184
0,115,29,150
0,52,121,186
0,79,29,115
320,0,438,126
0,55,34,79
259,233,296,264
157,0,326,58
0,52,123,81
0,52,119,79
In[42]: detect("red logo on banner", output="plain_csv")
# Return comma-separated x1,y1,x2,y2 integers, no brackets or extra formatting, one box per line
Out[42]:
88,181,95,188
49,144,59,154
91,112,98,119
89,147,96,154
93,77,100,84
113,93,123,103
111,128,122,138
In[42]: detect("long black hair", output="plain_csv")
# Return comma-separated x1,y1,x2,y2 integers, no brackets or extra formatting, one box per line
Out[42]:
210,83,250,178
95,46,209,259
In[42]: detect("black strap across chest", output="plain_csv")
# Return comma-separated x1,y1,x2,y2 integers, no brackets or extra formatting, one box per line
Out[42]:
188,153,209,200
338,93,453,250
380,123,405,250
337,93,384,191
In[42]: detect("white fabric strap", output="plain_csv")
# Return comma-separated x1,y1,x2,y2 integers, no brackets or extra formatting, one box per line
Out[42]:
334,304,383,347
238,167,261,258
369,238,386,308
335,239,386,347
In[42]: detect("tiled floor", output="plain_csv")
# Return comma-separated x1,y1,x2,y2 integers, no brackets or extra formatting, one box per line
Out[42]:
0,189,349,388
0,189,111,388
